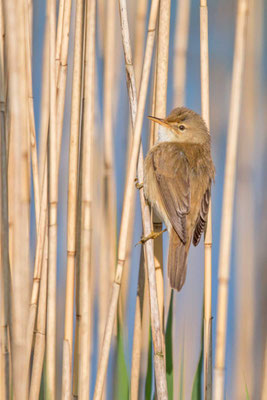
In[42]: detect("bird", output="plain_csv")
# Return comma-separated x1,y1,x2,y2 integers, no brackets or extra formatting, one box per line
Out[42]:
143,107,215,291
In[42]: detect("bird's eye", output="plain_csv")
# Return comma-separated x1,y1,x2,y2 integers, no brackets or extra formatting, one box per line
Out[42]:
179,124,185,131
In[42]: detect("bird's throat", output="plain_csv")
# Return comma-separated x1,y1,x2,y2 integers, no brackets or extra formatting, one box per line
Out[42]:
157,124,177,143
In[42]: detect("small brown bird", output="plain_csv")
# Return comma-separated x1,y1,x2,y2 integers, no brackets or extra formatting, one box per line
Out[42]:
144,107,215,291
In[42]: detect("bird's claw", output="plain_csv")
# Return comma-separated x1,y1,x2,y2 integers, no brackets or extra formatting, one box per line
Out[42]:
134,178,143,189
136,228,167,246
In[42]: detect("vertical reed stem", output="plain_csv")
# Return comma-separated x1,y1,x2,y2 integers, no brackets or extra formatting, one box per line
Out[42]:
214,1,248,399
200,1,212,398
0,4,9,397
46,0,57,397
55,0,65,82
78,0,95,397
24,0,40,226
4,0,30,398
61,0,84,397
0,94,10,400
121,0,148,319
173,0,191,106
56,0,72,163
234,0,258,395
29,223,48,400
153,0,171,338
130,248,146,400
103,0,116,317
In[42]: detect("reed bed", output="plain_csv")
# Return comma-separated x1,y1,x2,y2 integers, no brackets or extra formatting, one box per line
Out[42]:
0,0,265,399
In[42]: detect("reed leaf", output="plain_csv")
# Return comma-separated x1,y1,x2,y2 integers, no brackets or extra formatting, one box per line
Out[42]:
166,291,174,399
145,327,153,400
191,307,204,400
115,316,129,399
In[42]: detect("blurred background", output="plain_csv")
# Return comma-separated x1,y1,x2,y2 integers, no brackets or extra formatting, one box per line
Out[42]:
25,0,267,398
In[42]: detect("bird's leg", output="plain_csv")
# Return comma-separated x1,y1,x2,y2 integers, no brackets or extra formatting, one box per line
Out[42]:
136,228,167,245
134,178,143,189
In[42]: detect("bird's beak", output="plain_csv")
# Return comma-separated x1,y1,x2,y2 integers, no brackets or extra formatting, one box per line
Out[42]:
147,115,170,128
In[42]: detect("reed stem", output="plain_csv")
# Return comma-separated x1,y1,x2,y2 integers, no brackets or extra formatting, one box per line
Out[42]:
200,1,212,398
173,0,191,106
153,0,171,340
0,93,10,400
61,0,84,397
3,0,30,397
29,224,48,400
130,247,146,400
214,1,249,398
78,0,96,397
46,0,57,397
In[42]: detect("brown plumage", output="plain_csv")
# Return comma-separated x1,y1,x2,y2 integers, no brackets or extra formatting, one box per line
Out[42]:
144,107,215,291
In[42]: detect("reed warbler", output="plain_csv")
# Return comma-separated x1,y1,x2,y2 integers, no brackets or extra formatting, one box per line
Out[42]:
144,107,215,291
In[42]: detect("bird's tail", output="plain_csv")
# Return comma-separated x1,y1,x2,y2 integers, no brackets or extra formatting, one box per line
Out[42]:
168,228,189,291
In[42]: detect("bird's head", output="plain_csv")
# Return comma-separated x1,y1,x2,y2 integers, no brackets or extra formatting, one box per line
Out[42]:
148,107,210,145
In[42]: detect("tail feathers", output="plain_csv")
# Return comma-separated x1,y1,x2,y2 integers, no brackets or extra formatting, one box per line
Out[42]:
168,229,189,291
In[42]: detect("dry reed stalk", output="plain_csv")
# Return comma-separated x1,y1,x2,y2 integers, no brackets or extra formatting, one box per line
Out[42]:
78,0,96,397
153,0,171,339
26,159,48,367
97,162,109,400
97,0,117,387
0,5,9,398
261,338,267,399
39,24,50,184
103,0,116,306
72,126,84,398
130,248,146,400
138,156,168,400
7,124,14,274
130,22,155,395
0,98,10,400
3,0,30,398
172,2,191,393
61,0,84,397
234,0,259,395
27,0,33,48
46,0,57,397
72,17,87,395
96,0,105,55
0,0,4,95
173,0,191,106
214,1,249,399
121,0,149,318
200,1,212,398
29,224,48,400
139,269,150,394
134,0,149,89
0,297,7,400
56,0,71,161
24,0,40,227
149,61,157,151
55,0,65,82
154,0,171,142
94,0,168,398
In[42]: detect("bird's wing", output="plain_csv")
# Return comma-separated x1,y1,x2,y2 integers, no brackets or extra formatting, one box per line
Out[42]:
193,184,211,246
152,144,190,244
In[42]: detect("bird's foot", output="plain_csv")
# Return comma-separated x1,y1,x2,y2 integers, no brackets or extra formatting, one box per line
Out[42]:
134,178,143,189
136,228,167,245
